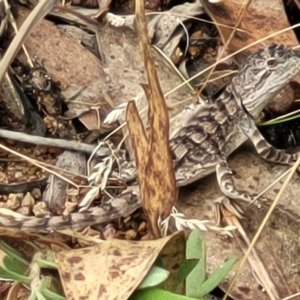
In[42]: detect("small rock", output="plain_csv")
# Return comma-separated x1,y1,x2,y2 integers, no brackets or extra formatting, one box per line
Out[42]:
31,188,42,199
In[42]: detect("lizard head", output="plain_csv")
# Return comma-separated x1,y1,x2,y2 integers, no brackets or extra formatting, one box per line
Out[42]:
231,43,300,119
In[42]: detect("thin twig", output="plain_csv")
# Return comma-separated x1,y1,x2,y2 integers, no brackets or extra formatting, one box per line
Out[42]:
0,129,110,156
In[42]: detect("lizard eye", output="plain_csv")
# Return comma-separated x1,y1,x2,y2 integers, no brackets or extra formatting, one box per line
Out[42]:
267,58,278,68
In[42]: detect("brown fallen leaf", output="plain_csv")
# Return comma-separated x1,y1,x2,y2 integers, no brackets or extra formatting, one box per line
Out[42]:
6,282,23,300
15,6,111,132
53,231,185,300
202,0,298,57
147,2,204,59
97,20,194,156
125,0,177,238
42,150,86,215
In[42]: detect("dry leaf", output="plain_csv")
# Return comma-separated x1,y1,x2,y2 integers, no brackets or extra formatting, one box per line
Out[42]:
202,0,298,57
43,151,86,215
125,0,177,238
147,2,204,58
53,231,185,300
16,6,110,131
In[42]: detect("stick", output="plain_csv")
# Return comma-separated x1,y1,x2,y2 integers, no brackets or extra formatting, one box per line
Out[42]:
0,129,110,156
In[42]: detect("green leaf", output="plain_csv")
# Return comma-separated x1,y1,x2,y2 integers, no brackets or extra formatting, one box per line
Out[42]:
197,257,239,298
137,266,170,290
27,291,37,300
35,291,47,300
0,241,29,266
3,255,27,275
171,259,198,292
30,276,66,300
258,113,300,126
41,289,66,300
185,231,206,297
33,254,57,269
0,266,30,284
130,288,202,300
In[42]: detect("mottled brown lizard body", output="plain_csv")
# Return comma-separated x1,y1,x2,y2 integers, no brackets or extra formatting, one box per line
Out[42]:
172,44,300,204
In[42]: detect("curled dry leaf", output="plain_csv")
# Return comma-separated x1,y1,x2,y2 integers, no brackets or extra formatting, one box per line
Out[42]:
89,158,113,189
79,186,100,210
147,2,204,58
104,92,144,125
53,231,185,300
125,0,177,238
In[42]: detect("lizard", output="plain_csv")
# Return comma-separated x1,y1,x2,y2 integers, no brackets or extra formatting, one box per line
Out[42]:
0,43,300,232
120,43,300,202
170,43,300,203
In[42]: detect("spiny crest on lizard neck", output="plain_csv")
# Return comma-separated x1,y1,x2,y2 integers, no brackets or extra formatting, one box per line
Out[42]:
230,43,300,119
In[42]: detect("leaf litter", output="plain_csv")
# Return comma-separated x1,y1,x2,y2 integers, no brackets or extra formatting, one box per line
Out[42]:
0,0,299,299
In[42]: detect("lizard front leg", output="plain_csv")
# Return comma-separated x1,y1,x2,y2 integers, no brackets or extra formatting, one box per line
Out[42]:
216,160,266,202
